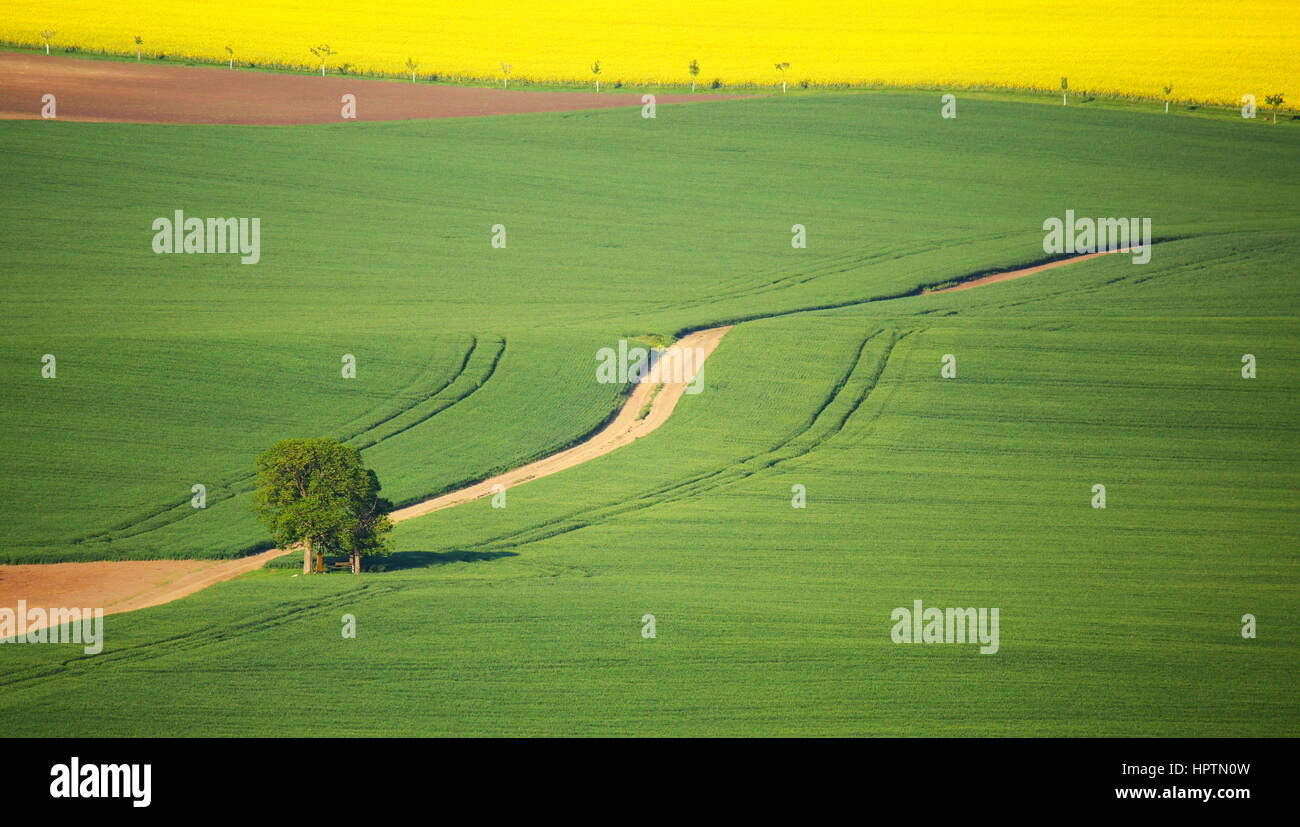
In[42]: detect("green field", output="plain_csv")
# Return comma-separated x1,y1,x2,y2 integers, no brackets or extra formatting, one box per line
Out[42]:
0,91,1296,735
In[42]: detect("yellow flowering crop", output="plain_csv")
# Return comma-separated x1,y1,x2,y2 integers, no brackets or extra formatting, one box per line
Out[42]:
3,0,1295,105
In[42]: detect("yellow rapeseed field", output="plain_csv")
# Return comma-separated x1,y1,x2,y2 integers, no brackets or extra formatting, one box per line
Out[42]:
3,1,1295,105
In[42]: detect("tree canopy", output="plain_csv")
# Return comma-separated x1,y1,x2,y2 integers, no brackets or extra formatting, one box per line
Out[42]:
252,438,394,574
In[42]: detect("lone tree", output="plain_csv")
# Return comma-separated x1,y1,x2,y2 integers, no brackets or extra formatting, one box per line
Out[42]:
775,61,789,93
225,43,234,69
134,35,143,62
405,57,419,82
592,60,601,92
1265,93,1285,124
310,44,336,76
40,29,56,56
1163,84,1173,113
689,58,700,93
501,61,512,89
1060,76,1068,106
252,438,394,575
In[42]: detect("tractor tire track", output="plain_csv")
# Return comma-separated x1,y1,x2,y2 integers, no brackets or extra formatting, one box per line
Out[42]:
444,330,909,556
69,337,503,547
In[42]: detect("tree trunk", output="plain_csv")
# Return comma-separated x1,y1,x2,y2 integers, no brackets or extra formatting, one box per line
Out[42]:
315,551,324,573
691,79,695,93
45,44,50,55
303,539,312,574
351,552,360,574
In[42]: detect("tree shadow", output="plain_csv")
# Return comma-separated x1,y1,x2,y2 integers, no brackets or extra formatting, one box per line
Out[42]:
362,549,517,573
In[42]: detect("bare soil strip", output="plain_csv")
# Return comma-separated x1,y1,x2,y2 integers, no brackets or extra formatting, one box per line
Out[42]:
0,553,284,631
0,52,734,125
0,247,1119,625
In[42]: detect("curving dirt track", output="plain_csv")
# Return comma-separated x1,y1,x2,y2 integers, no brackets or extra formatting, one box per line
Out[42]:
931,249,1128,293
391,326,730,522
0,249,1124,626
0,246,1119,625
0,52,734,124
0,328,729,630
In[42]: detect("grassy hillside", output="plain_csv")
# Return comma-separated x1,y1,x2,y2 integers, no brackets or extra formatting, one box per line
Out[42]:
0,90,1296,734
2,253,1296,734
2,93,1296,563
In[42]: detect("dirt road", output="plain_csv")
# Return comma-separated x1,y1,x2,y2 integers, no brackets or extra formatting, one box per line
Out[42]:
0,328,730,628
930,249,1128,293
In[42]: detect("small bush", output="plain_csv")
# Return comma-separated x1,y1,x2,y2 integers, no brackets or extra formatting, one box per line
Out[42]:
710,77,723,89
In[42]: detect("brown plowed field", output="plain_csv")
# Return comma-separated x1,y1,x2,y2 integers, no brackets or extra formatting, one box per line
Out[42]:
0,51,736,124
